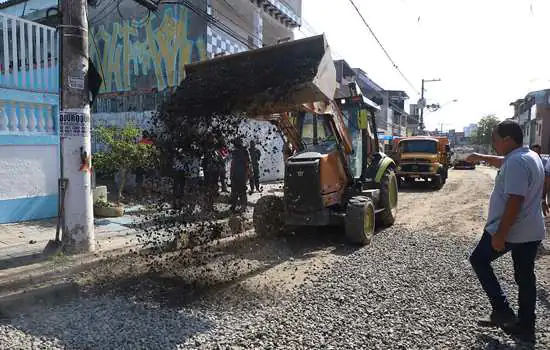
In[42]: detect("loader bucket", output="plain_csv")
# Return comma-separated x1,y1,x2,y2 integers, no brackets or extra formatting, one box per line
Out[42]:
177,34,337,117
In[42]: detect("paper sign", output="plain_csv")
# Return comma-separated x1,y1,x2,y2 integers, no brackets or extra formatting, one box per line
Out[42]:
60,111,90,137
69,75,85,90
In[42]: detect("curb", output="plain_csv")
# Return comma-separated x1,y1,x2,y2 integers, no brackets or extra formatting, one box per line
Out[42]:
0,222,259,316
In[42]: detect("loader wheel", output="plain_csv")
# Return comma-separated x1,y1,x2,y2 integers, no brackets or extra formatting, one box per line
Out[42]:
345,196,375,246
377,169,398,227
253,195,284,237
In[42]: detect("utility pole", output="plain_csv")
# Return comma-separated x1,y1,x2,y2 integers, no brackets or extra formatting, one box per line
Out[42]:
419,78,441,134
59,0,95,253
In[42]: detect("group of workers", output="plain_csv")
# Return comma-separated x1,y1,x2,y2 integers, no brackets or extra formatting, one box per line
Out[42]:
171,134,264,213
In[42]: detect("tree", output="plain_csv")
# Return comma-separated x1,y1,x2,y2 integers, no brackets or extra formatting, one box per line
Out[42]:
472,114,500,146
93,124,156,201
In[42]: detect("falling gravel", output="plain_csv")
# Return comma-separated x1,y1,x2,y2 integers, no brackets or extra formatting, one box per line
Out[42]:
1,227,549,349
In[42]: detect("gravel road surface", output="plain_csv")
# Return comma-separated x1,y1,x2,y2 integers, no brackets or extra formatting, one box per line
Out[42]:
1,168,549,349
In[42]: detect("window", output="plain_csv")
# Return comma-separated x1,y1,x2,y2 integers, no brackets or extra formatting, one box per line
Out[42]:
300,113,337,154
399,140,437,154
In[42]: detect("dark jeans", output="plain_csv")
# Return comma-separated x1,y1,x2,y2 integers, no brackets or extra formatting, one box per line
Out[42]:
249,165,260,191
230,178,247,209
469,231,541,330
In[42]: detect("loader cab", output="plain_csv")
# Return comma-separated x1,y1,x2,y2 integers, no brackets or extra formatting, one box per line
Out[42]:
336,96,380,180
297,112,338,155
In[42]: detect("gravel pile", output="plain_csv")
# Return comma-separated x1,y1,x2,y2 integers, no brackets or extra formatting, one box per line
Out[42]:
1,228,549,349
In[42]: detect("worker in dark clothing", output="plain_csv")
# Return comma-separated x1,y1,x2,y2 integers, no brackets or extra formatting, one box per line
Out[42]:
202,134,220,211
216,137,230,193
230,138,250,212
249,140,261,194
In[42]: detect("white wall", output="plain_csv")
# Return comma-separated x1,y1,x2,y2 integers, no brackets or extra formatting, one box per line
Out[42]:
91,112,285,183
0,144,58,200
234,119,285,182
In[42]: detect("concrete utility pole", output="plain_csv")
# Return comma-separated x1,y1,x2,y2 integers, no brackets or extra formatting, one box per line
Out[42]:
59,0,95,253
419,78,441,133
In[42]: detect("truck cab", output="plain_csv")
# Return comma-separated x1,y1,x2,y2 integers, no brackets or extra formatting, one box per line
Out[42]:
393,136,451,189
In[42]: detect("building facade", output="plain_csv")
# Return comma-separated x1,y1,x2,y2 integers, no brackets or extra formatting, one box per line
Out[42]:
509,89,550,151
1,0,303,190
0,10,60,223
353,68,409,140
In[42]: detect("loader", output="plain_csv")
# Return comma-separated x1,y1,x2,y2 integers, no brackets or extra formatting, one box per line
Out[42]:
177,34,398,245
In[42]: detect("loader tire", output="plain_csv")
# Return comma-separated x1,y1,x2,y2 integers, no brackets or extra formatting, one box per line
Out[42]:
345,196,375,246
377,169,398,227
253,195,284,237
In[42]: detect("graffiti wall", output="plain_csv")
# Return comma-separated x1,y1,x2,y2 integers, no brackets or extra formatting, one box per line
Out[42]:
89,2,208,94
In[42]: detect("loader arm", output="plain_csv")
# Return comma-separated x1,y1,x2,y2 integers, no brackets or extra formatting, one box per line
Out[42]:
272,113,303,153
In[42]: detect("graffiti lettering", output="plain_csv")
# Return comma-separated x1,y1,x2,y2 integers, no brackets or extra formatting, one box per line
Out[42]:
90,6,207,93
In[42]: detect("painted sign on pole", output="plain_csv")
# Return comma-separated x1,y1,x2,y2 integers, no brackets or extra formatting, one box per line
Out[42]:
60,111,91,138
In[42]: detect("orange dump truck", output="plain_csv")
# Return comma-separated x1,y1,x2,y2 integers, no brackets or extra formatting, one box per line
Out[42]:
392,136,451,190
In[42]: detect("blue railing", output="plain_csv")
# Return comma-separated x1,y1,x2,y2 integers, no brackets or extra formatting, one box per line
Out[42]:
0,12,59,145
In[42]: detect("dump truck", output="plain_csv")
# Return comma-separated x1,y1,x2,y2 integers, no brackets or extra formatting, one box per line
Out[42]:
392,136,451,189
177,34,398,245
452,146,476,169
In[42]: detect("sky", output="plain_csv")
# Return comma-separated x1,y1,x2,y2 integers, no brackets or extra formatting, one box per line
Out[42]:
294,0,550,132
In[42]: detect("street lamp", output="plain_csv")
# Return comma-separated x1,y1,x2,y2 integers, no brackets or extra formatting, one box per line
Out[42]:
418,78,441,133
426,99,458,112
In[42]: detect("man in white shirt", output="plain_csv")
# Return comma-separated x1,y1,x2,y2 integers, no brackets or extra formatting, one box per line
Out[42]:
467,121,546,344
530,144,550,256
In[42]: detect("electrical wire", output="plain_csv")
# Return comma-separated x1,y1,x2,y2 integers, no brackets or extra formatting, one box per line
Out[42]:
218,0,278,45
116,0,153,27
86,11,106,91
90,0,120,24
347,0,419,96
160,0,256,49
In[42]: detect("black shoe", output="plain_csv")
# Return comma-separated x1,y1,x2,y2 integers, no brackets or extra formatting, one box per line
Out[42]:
502,322,536,344
477,309,517,328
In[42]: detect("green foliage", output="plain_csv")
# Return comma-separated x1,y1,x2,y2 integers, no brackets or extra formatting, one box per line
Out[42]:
93,124,157,199
472,114,500,146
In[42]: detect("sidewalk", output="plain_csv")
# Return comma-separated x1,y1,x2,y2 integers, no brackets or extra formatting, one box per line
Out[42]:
0,205,141,270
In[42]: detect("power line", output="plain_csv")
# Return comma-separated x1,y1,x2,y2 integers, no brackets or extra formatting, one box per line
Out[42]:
347,0,419,95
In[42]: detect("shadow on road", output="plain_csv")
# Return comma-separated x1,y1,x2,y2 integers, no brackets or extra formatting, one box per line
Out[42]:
83,226,363,309
475,333,532,350
398,183,439,193
0,252,50,271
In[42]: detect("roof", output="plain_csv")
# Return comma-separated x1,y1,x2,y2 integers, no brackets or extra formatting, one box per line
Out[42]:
334,59,355,82
525,89,550,105
397,136,441,142
353,68,384,93
385,90,410,100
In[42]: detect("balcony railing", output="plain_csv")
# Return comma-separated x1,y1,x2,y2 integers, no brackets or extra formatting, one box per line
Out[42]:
253,0,301,27
0,12,59,143
0,12,59,93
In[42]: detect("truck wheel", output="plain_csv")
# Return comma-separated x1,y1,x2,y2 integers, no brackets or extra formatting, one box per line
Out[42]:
432,172,444,190
345,196,375,246
377,169,398,227
253,195,284,237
